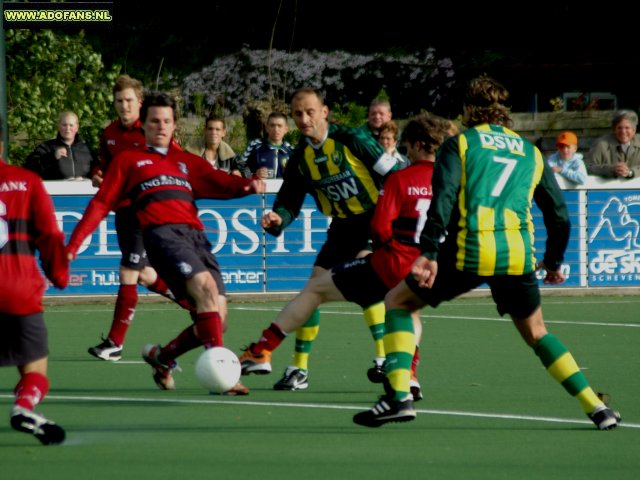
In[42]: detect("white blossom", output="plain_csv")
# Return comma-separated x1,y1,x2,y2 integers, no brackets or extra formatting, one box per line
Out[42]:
182,48,455,116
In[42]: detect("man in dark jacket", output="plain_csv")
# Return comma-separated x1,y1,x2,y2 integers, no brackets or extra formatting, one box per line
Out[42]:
236,112,292,179
25,111,97,180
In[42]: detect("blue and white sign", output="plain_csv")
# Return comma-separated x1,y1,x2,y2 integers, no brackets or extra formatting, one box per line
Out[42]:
42,179,640,296
45,183,327,296
587,190,640,286
532,189,583,287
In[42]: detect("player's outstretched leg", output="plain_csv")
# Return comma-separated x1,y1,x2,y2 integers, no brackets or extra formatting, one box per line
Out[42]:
533,333,620,430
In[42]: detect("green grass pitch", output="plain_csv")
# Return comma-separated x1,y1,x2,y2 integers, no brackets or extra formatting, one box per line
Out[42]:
1,295,639,480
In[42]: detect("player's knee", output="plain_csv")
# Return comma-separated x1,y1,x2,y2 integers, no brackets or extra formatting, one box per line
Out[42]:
188,273,218,302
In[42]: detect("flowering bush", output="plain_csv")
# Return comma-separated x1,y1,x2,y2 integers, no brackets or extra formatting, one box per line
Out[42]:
181,48,455,118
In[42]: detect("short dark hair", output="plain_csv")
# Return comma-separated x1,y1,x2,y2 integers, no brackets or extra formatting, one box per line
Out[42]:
205,114,226,128
140,92,177,123
290,87,325,106
268,111,288,123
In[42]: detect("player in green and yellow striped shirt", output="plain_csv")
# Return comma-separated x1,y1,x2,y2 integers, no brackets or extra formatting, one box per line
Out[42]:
354,75,620,430
240,88,401,390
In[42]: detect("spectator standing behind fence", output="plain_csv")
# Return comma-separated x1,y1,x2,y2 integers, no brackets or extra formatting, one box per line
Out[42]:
378,120,409,169
196,115,240,175
236,112,292,179
25,111,97,180
546,131,587,185
360,98,393,141
586,109,640,179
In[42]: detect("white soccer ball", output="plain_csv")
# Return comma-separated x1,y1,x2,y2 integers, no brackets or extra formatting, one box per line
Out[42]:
194,347,241,393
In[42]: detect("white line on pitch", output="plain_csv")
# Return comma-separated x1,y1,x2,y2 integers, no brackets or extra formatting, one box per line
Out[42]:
229,306,640,328
1,394,635,429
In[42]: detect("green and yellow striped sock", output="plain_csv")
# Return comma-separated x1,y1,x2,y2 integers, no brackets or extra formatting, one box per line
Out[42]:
363,302,385,360
291,308,320,372
534,333,602,413
384,308,415,401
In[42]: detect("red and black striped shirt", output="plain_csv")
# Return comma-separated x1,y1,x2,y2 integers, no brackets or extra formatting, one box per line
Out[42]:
0,159,69,314
67,146,255,256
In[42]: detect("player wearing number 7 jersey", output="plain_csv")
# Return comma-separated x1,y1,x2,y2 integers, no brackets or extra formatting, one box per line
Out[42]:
354,75,621,430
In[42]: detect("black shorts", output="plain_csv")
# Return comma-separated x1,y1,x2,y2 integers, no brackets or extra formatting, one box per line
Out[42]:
143,224,226,301
314,211,374,270
332,256,388,309
405,259,541,319
115,206,149,270
0,313,48,366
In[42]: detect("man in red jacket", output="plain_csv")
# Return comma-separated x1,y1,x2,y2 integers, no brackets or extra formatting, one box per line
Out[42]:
67,92,265,392
0,118,69,445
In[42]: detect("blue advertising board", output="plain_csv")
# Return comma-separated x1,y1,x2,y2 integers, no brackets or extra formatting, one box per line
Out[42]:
263,195,331,292
531,189,583,287
586,190,640,286
43,179,640,296
47,186,327,296
53,194,120,294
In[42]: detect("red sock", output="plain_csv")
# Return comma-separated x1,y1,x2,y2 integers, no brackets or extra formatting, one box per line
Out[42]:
108,284,138,346
411,345,420,375
148,276,171,296
194,312,223,348
253,323,286,353
14,372,49,410
148,277,196,313
175,298,197,313
160,325,201,363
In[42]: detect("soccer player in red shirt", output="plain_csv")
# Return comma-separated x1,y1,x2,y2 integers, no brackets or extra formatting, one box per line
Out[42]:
239,113,452,400
0,118,69,445
67,92,265,392
88,75,190,364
